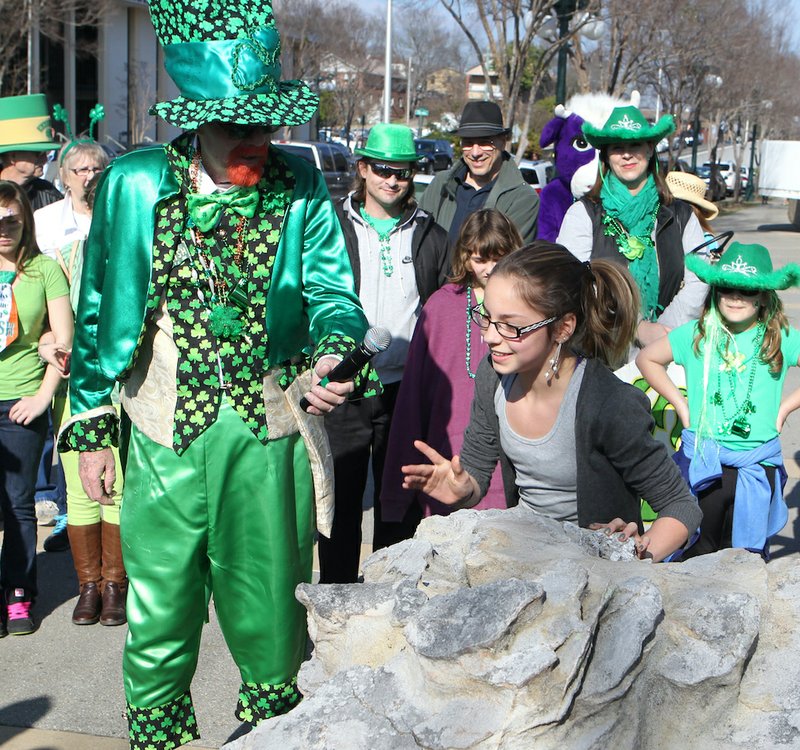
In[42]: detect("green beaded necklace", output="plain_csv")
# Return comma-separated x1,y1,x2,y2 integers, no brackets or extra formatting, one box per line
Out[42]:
710,322,764,439
465,286,478,379
359,206,399,277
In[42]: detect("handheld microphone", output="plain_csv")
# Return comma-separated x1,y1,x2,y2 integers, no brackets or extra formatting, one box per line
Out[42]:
299,326,392,411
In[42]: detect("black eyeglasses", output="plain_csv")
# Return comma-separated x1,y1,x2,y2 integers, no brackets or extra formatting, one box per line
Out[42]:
470,304,557,340
218,123,279,139
69,166,104,177
369,162,413,180
716,286,760,298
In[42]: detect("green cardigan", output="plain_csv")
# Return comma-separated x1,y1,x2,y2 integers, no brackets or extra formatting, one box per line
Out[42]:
68,144,368,421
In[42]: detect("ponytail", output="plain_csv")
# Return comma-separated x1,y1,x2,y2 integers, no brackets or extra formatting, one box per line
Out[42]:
580,258,640,369
491,242,639,369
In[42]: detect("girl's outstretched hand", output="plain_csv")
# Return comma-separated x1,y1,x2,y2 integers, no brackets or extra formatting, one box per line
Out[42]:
401,440,475,506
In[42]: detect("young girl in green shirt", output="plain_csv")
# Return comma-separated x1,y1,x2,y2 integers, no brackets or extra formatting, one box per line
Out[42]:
637,242,800,558
0,181,72,635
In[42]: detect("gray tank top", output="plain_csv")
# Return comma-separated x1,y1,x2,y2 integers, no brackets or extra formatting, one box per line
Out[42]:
495,359,586,522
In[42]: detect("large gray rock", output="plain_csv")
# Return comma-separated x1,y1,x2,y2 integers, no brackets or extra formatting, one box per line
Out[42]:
225,506,800,750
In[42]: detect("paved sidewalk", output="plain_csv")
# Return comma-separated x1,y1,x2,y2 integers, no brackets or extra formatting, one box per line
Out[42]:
1,201,798,749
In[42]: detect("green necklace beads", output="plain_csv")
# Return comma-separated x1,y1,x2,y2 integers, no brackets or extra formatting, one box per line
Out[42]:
359,206,399,277
601,203,659,261
711,322,764,439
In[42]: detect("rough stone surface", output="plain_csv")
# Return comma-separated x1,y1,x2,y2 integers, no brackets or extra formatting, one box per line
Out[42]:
225,506,800,750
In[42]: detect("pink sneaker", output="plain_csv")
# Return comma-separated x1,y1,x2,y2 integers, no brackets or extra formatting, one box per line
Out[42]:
6,589,35,636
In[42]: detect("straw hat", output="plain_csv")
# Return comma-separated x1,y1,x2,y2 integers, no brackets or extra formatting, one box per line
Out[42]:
666,171,719,220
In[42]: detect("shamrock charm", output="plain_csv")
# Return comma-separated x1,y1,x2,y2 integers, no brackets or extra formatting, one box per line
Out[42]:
209,305,245,340
719,350,746,373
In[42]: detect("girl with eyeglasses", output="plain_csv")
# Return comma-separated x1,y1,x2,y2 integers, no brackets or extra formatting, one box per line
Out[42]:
401,241,701,562
380,210,521,539
0,180,72,635
637,243,800,559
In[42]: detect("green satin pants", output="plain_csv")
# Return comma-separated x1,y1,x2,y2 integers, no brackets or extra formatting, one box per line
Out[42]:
121,402,314,712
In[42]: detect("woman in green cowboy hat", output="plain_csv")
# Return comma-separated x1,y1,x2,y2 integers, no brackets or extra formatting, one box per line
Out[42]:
637,242,800,559
557,98,707,352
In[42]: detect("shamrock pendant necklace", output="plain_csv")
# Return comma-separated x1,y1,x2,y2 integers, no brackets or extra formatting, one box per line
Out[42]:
601,204,659,261
188,150,250,340
711,322,764,439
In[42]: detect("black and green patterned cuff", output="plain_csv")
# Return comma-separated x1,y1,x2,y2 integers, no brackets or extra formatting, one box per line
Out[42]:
313,333,383,400
57,411,119,453
128,692,199,750
236,678,301,725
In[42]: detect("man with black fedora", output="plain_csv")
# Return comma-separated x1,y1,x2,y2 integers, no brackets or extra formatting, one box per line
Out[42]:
419,100,538,244
58,0,374,747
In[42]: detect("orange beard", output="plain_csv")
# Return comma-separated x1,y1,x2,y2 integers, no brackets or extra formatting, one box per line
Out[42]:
226,144,269,187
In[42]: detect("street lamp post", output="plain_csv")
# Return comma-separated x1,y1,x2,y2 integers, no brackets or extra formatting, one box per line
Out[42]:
554,0,572,106
383,0,392,123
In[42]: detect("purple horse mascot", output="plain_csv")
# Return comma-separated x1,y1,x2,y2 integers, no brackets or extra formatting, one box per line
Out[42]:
537,91,637,241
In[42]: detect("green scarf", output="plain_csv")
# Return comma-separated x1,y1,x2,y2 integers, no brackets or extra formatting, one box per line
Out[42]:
601,172,661,322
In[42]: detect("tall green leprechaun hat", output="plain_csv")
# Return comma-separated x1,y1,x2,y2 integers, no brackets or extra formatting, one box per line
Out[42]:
0,94,61,155
583,105,675,148
148,0,318,130
686,242,800,291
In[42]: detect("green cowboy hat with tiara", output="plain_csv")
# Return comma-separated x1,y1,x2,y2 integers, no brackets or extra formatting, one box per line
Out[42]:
354,124,417,162
0,94,61,155
686,242,800,291
583,105,675,148
148,0,318,130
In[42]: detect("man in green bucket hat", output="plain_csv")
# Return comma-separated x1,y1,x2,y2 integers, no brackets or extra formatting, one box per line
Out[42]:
58,1,375,747
0,94,63,210
322,123,449,583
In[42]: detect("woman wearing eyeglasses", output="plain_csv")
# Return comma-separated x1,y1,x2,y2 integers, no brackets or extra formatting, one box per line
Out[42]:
33,141,108,261
401,242,702,563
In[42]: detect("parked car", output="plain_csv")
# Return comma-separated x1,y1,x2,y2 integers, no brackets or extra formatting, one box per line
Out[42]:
518,159,554,194
273,140,352,200
413,172,435,200
695,165,727,202
703,161,736,196
414,139,454,174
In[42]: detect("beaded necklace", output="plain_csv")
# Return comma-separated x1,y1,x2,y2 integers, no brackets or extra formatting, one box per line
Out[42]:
465,286,479,379
359,206,399,277
601,202,659,261
187,150,251,340
710,322,764,438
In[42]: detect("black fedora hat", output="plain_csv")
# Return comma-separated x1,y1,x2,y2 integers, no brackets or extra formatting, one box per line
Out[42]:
455,101,509,138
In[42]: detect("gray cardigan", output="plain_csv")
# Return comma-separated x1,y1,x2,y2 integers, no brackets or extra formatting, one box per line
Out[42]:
459,356,702,533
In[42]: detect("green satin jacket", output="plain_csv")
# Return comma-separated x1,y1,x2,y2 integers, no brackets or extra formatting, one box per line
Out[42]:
69,144,368,419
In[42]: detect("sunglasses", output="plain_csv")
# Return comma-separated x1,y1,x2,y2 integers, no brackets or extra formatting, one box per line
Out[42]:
369,162,413,180
716,286,760,298
218,123,279,139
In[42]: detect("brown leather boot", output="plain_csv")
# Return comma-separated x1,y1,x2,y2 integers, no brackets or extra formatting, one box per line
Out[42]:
100,521,128,626
67,523,103,625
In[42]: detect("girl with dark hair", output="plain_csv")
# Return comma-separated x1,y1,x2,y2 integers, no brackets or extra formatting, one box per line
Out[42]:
380,209,522,540
557,104,706,350
402,241,702,562
0,180,72,635
637,243,800,558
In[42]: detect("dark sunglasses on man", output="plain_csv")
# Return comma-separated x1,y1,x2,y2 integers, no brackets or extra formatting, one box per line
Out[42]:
217,123,280,139
369,162,413,180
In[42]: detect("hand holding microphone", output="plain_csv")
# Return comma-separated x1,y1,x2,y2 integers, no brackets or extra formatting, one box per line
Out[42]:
300,326,391,414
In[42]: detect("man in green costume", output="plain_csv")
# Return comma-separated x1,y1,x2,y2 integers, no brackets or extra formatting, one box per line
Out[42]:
58,1,373,748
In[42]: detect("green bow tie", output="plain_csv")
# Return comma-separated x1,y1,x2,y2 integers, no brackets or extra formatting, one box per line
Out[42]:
187,187,260,233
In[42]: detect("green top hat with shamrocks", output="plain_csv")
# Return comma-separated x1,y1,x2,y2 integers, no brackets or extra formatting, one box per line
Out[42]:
148,0,318,130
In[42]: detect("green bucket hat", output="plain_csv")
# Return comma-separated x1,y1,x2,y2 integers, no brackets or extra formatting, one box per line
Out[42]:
0,94,61,155
685,242,800,291
583,105,675,148
148,0,318,130
354,124,417,162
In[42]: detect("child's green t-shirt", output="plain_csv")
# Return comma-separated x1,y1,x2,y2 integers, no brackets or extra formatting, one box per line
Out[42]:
669,319,800,450
0,254,70,400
